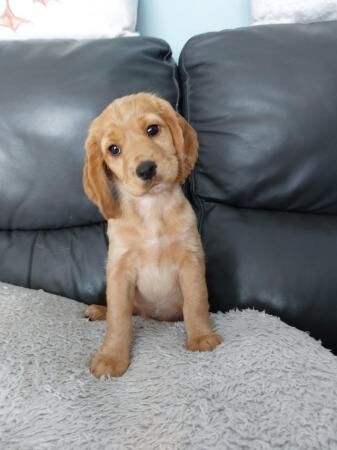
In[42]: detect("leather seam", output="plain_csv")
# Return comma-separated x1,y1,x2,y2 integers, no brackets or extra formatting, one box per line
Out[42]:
0,221,105,232
164,43,180,111
200,197,337,217
179,48,205,235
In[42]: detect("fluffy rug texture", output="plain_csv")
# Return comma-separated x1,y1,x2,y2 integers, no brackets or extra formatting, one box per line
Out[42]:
252,0,337,24
1,282,337,450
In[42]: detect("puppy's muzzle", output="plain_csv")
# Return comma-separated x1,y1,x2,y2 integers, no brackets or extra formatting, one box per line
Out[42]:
136,160,157,181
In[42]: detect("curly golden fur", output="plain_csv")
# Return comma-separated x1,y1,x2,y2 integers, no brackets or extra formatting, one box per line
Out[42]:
83,93,223,378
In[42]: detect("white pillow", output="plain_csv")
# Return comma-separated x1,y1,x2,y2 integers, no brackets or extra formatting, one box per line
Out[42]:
0,0,138,39
252,0,337,25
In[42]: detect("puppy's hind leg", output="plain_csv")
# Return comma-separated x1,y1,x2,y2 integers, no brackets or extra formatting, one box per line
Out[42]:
85,296,140,321
85,293,140,321
85,305,107,321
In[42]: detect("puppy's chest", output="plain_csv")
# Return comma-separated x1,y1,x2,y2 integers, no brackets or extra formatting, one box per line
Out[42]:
108,193,197,315
135,222,182,317
111,217,183,303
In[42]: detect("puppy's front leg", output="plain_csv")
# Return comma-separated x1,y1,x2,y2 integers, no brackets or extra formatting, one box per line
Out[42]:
179,254,223,352
90,271,134,378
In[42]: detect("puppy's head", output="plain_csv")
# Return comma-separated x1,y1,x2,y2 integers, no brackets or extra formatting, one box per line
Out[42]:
83,93,198,219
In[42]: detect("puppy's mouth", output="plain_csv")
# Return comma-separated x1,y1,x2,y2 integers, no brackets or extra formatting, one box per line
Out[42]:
130,174,170,196
142,175,162,192
148,177,173,195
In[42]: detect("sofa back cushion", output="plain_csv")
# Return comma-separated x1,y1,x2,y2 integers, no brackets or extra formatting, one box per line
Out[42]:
0,37,178,303
179,21,337,351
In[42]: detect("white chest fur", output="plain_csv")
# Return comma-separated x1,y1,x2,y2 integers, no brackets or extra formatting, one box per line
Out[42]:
134,195,183,316
107,187,197,320
136,262,182,319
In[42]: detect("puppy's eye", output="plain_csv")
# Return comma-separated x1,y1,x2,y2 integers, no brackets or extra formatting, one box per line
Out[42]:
108,144,121,156
146,124,160,137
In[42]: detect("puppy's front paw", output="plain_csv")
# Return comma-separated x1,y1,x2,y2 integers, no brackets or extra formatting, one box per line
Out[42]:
187,333,223,352
90,352,129,378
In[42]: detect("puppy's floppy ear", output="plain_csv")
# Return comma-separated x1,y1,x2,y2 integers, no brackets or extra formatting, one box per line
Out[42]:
83,127,120,219
174,112,199,184
157,98,198,184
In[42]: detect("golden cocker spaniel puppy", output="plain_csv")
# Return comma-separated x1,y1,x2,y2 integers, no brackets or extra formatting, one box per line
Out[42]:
83,93,223,378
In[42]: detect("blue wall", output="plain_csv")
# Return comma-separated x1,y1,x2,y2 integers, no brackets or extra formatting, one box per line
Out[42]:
137,0,252,59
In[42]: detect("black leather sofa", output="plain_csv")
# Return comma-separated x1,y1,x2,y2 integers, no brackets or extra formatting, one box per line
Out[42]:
1,21,337,352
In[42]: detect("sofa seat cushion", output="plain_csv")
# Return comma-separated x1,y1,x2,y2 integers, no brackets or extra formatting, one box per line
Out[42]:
202,202,337,351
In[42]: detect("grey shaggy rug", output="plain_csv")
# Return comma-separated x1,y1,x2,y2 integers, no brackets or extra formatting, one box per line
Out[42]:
1,283,337,450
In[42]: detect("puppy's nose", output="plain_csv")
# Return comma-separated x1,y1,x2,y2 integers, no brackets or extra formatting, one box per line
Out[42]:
136,160,157,181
